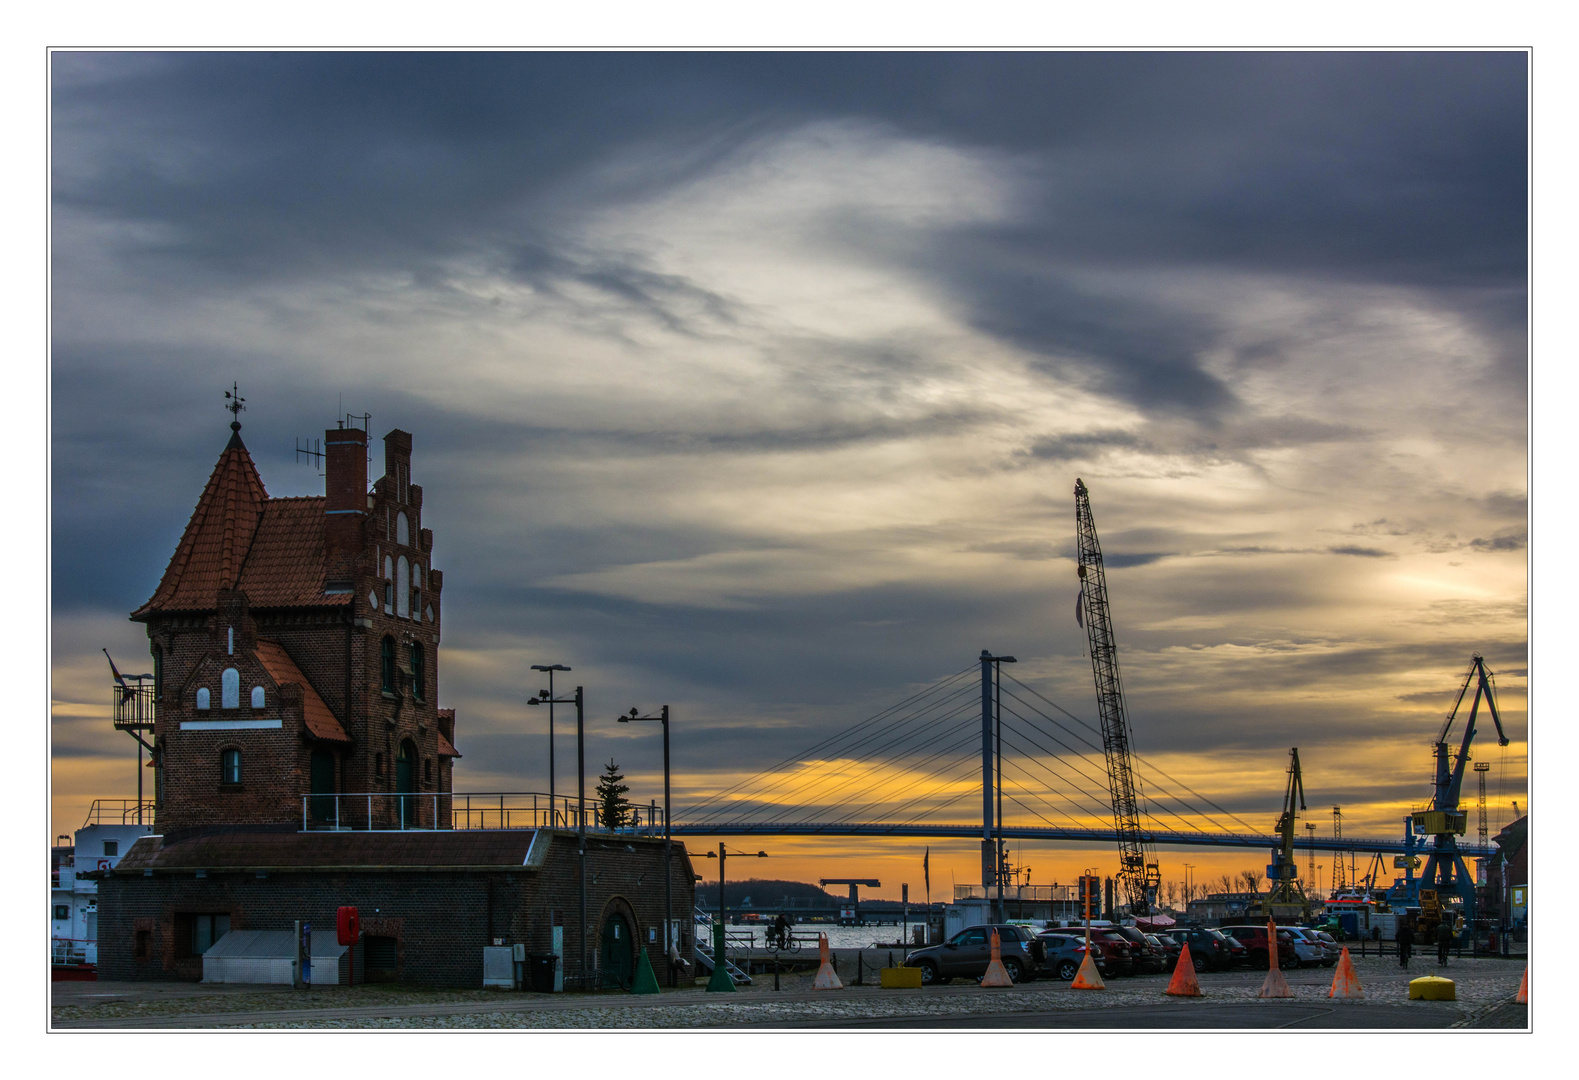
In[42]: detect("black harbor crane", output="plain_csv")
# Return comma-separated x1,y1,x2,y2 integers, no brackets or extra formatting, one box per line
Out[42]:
1073,479,1159,915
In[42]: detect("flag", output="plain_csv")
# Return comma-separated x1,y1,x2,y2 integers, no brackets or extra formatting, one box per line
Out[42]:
923,847,930,894
103,648,128,688
1075,585,1086,628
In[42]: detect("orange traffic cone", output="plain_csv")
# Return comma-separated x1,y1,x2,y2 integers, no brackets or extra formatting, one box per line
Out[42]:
1070,940,1106,990
980,930,1014,987
1516,967,1528,1004
1165,943,1202,997
811,933,843,990
1328,947,1364,999
1259,916,1293,998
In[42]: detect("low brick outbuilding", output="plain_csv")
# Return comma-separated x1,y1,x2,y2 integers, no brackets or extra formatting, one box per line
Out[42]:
100,828,696,989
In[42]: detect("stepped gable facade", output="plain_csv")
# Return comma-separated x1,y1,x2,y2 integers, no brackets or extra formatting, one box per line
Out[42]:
133,418,457,837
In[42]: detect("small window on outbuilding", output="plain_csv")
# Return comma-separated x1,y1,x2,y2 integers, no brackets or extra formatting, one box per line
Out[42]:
251,685,265,708
103,840,118,856
54,904,69,921
221,748,242,785
196,687,210,710
221,668,240,709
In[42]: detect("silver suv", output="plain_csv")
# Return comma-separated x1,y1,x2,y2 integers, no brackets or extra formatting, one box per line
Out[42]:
903,924,1042,984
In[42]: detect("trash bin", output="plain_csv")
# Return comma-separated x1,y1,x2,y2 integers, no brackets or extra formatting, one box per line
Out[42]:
529,953,557,993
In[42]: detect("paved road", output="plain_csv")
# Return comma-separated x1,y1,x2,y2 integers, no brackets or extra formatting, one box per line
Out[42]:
780,1001,1472,1029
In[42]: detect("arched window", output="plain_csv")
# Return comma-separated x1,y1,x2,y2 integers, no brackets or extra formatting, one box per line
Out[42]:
221,748,241,785
251,685,265,708
411,643,425,701
195,687,210,710
384,555,393,579
381,636,396,693
396,555,410,618
221,668,240,709
397,511,409,546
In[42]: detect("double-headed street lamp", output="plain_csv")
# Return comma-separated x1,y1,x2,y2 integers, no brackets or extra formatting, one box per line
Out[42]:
530,664,571,811
529,682,586,988
703,844,767,970
619,704,673,985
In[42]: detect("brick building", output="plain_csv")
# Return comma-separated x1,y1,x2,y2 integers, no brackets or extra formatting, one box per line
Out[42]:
98,416,696,988
133,418,453,835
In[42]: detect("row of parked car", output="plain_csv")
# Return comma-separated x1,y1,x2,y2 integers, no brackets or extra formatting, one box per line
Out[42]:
902,922,1347,985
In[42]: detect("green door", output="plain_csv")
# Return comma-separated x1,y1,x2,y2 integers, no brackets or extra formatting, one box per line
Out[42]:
309,748,336,824
600,913,634,989
396,740,416,827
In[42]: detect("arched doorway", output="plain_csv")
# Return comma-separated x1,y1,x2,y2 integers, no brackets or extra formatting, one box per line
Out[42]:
600,911,634,989
396,740,416,827
309,748,336,824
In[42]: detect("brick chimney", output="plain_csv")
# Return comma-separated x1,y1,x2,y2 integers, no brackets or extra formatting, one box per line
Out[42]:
324,426,368,578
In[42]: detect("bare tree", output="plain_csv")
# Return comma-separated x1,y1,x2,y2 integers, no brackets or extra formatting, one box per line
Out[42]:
1239,869,1261,895
1218,873,1236,896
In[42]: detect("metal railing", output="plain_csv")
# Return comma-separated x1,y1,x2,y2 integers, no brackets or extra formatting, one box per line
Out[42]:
299,791,667,834
112,682,155,730
82,799,157,828
954,883,1081,902
52,937,96,966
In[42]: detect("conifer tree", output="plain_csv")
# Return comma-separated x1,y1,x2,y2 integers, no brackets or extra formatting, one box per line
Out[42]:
596,758,632,829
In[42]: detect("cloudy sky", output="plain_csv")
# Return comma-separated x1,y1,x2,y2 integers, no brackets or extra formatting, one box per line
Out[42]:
49,51,1528,896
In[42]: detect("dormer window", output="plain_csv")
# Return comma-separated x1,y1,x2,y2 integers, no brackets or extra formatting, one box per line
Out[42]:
221,668,240,709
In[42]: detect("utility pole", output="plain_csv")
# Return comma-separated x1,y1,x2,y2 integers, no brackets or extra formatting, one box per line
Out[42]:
529,681,584,986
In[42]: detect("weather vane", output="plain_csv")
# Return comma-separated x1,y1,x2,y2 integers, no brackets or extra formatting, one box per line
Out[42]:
224,383,246,426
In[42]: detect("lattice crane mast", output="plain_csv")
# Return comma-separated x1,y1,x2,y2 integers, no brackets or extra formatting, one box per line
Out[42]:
1073,478,1159,915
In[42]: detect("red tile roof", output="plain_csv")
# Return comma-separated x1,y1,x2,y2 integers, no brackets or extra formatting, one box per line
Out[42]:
253,640,351,743
237,497,350,608
132,432,350,618
134,431,268,617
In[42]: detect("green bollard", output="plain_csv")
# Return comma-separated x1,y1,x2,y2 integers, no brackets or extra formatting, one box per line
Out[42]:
706,923,736,993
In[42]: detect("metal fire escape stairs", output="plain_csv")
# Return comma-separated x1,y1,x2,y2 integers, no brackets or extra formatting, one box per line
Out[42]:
691,906,752,984
1073,479,1160,915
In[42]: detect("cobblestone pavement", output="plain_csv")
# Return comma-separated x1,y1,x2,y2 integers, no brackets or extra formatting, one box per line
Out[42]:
52,955,1527,1030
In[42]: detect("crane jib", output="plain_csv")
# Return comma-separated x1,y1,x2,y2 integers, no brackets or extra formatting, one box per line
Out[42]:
1073,479,1159,915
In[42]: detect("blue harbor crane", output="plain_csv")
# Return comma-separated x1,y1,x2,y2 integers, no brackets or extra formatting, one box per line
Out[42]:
1387,654,1508,934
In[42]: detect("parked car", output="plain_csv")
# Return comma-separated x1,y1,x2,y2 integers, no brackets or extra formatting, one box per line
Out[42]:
1315,930,1342,964
1219,932,1250,967
903,924,1042,985
1148,932,1182,969
1110,925,1167,974
1219,925,1300,970
1280,927,1325,968
1036,932,1105,982
1168,926,1238,971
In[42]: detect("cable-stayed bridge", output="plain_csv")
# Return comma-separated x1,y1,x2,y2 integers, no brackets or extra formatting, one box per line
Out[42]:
670,655,1416,866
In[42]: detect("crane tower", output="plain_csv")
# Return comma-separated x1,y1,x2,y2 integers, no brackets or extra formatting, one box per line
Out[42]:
1073,479,1159,914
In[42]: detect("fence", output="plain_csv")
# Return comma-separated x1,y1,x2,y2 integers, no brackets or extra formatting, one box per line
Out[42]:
82,799,156,827
300,791,667,835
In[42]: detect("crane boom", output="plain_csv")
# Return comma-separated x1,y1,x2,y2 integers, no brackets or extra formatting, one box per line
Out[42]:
1073,478,1158,914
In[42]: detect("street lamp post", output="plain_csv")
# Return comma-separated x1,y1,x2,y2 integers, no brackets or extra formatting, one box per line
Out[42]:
619,704,672,986
704,844,767,979
531,683,585,988
531,664,571,817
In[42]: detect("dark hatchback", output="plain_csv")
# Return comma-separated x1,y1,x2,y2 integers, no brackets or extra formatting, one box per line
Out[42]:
1168,926,1239,971
903,924,1044,985
1110,925,1167,974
